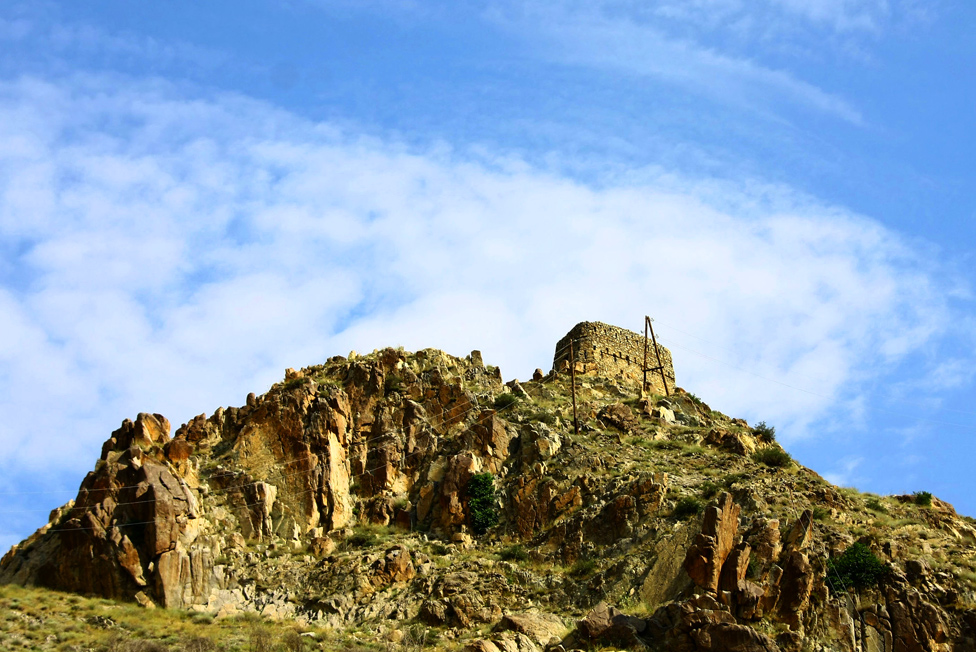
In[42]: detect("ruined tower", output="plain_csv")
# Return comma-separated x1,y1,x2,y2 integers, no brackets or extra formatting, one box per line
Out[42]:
552,321,676,395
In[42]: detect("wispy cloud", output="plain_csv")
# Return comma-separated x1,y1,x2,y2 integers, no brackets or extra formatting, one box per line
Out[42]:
823,456,864,486
0,73,966,545
486,2,865,124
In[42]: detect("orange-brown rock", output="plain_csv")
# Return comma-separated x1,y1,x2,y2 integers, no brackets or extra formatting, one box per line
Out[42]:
777,551,813,616
747,518,782,564
371,545,415,586
439,454,478,531
685,492,741,593
720,543,752,594
469,410,513,473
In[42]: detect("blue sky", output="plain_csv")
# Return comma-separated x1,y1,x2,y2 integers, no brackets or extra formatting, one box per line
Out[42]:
2,0,976,549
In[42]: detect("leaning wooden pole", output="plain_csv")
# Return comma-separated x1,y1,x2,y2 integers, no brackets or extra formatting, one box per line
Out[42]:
570,339,580,436
643,317,649,393
646,317,670,397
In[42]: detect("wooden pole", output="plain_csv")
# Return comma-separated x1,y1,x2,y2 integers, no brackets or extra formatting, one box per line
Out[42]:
643,317,649,394
570,339,580,436
647,317,670,397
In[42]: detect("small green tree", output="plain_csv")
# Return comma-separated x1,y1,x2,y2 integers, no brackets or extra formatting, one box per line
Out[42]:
752,421,776,443
467,472,499,535
828,542,889,591
913,491,933,507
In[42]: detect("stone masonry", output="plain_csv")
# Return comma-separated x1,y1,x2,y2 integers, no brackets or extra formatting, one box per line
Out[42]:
552,321,676,395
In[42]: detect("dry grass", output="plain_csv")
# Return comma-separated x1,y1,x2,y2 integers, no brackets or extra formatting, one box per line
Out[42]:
0,584,341,652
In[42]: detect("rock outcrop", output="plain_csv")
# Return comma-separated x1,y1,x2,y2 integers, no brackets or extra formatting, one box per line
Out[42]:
3,334,975,652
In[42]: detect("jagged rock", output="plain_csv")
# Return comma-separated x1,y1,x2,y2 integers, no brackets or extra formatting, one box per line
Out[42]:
704,428,756,455
370,545,415,585
746,518,781,564
464,641,501,652
735,580,766,620
692,622,781,651
507,380,528,398
888,587,950,652
439,454,479,531
598,403,640,432
156,548,191,608
646,595,780,652
497,612,567,647
470,410,513,473
783,510,813,552
653,406,676,424
134,591,155,609
2,334,975,651
776,551,813,624
685,493,741,593
492,633,541,652
307,535,335,557
719,543,752,594
578,601,645,648
906,558,931,582
640,520,697,609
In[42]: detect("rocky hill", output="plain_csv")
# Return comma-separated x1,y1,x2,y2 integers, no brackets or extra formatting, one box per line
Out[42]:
3,328,976,652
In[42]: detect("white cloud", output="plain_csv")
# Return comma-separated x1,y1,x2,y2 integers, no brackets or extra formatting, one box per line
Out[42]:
486,2,864,123
0,74,965,542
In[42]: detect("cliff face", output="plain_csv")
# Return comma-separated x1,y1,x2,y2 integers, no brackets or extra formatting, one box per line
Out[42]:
3,339,976,652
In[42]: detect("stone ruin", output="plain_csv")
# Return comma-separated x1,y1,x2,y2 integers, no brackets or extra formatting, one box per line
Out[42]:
552,321,676,396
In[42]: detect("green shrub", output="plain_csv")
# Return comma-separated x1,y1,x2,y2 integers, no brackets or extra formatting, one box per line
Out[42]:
528,411,558,426
827,542,889,591
281,377,306,391
746,558,760,580
283,630,307,652
866,497,887,514
752,448,792,468
498,545,529,562
913,491,933,507
249,624,274,652
699,481,720,499
673,496,704,519
467,473,499,535
347,531,378,548
493,393,520,411
430,543,450,556
384,375,404,394
569,558,597,578
189,612,214,625
649,440,684,451
752,421,776,443
722,472,749,487
812,506,829,521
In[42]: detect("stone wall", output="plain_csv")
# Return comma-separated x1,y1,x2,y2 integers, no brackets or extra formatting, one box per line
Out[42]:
552,321,675,395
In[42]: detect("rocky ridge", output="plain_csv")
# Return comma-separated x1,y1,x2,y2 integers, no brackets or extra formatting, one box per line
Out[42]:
3,341,976,651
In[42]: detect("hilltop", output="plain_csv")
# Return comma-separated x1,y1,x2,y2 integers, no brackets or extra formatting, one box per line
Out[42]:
2,322,976,652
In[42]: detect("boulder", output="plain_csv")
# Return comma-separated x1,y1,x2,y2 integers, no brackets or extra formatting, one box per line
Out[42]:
578,602,645,648
497,612,567,647
692,622,781,651
598,403,640,433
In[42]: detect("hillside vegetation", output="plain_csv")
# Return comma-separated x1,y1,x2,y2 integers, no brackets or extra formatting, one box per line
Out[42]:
3,345,976,651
